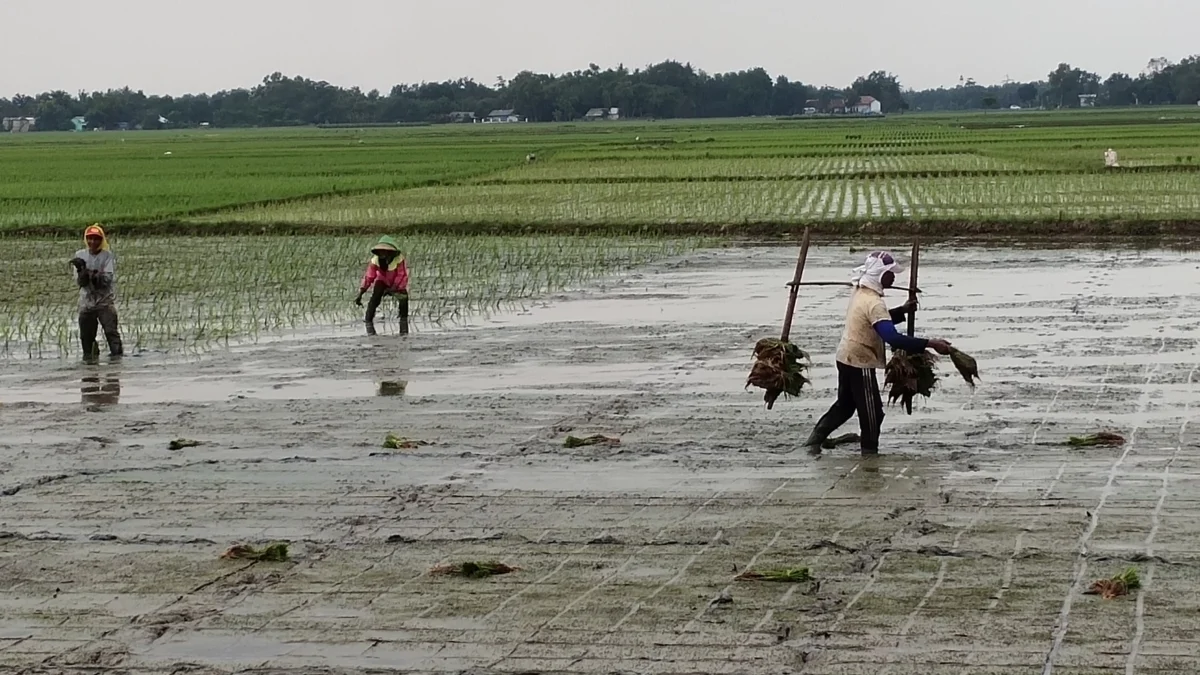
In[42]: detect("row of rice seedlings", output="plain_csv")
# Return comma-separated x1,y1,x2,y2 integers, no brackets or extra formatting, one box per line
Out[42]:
482,154,1034,184
207,171,1200,227
0,235,707,358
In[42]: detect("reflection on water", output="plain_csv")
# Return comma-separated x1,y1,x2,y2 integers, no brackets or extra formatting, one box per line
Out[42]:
372,338,412,398
81,371,120,406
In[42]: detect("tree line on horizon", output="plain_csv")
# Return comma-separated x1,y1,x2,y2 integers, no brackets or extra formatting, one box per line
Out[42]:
3,57,1200,131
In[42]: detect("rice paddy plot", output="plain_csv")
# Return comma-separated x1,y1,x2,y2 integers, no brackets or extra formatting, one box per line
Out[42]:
202,171,1200,226
0,235,706,358
0,128,529,229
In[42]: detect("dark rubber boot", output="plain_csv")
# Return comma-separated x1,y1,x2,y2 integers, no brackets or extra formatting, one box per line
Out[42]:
803,428,830,456
365,320,377,336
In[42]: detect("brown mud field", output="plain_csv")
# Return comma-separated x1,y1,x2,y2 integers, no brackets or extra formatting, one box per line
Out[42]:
2,245,1199,675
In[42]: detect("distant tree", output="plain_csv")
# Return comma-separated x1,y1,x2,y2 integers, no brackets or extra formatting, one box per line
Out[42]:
849,71,905,113
1102,73,1137,105
1045,63,1101,108
8,55,1200,130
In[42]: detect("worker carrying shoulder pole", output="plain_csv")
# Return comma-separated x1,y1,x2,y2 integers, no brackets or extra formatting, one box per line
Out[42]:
354,235,409,336
803,251,951,457
70,224,123,361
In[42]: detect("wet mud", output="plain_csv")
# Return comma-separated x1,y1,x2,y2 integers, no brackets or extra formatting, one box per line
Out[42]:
2,245,1199,674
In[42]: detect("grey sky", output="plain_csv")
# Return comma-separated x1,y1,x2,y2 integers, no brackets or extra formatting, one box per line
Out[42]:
4,0,1197,96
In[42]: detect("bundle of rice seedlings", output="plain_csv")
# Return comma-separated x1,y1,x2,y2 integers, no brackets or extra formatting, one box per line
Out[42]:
383,434,428,450
1086,567,1141,599
948,347,980,387
221,542,289,562
735,567,813,583
1066,432,1126,447
377,380,407,397
564,434,620,448
746,338,811,410
168,438,202,451
884,349,940,409
430,561,519,579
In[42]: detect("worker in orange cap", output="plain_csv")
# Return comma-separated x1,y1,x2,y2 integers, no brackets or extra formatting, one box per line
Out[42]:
70,224,123,360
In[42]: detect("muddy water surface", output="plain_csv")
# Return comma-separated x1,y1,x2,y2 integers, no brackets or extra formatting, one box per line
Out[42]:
2,245,1199,674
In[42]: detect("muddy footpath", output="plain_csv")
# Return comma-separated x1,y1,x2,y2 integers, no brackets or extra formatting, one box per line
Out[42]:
2,245,1200,675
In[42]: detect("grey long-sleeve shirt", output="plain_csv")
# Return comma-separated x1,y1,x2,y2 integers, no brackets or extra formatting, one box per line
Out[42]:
73,248,117,311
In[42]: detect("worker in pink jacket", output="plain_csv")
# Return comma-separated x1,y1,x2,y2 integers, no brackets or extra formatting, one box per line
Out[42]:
354,235,408,335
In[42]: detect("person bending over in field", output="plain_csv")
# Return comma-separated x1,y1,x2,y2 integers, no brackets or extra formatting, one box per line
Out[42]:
355,235,409,336
803,251,951,457
70,224,124,361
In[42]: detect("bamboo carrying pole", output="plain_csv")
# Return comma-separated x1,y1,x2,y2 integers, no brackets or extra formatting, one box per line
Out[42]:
903,237,920,415
779,228,811,343
786,281,922,294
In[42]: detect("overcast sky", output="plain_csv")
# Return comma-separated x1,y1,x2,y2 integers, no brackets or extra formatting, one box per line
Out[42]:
4,0,1197,96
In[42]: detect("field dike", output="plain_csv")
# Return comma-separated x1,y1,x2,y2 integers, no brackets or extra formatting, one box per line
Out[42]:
2,244,1199,674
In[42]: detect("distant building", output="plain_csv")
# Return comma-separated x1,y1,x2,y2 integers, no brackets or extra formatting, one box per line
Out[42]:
483,109,521,123
448,111,477,123
828,98,847,114
853,96,883,115
1079,94,1097,107
584,107,620,121
2,116,36,132
71,116,87,132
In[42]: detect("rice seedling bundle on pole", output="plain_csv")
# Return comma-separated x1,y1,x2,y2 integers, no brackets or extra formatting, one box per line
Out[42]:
885,239,938,414
884,238,980,413
746,228,812,410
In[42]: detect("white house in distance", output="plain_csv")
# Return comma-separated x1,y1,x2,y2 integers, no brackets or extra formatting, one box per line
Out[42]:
2,116,36,132
584,107,620,121
853,96,883,115
483,109,522,123
1079,94,1097,107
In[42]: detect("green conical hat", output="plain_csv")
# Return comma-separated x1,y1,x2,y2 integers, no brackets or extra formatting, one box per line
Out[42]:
371,235,400,254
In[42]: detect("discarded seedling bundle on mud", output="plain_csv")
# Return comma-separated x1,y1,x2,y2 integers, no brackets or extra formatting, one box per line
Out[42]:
1086,567,1141,599
735,567,813,583
1066,432,1126,447
746,229,813,411
382,434,429,450
221,542,289,562
564,434,621,448
430,561,519,579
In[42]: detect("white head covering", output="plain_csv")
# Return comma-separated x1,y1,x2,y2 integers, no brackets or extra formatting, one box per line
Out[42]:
850,251,902,294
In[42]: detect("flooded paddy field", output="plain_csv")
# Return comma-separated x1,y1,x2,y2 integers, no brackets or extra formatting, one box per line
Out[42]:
2,244,1199,674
